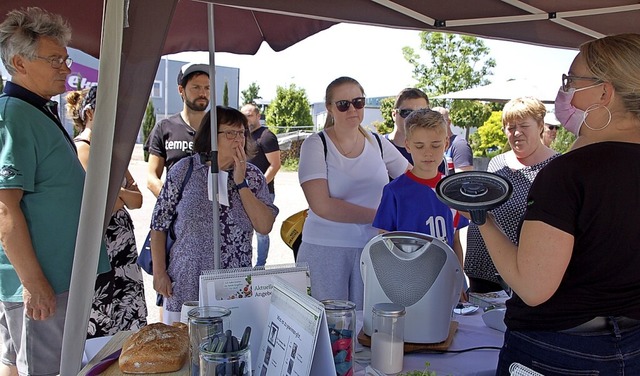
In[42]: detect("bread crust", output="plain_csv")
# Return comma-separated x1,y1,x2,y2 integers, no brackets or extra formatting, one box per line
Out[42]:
119,322,189,374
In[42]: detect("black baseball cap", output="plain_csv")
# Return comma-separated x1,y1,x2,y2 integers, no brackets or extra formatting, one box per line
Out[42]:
177,63,209,87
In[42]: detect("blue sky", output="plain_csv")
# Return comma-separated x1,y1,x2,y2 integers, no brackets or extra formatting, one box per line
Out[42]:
170,23,579,103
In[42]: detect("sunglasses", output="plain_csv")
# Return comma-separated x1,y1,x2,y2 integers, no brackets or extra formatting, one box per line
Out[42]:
547,125,560,130
334,97,366,112
396,108,429,119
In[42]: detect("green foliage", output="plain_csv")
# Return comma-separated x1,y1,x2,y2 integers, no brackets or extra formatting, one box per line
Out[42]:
402,32,495,109
377,96,396,134
488,102,505,111
281,156,299,171
469,111,507,157
398,362,439,376
550,127,576,154
142,99,156,162
0,75,3,92
241,82,261,105
265,84,313,134
450,100,492,130
372,121,388,135
223,81,229,107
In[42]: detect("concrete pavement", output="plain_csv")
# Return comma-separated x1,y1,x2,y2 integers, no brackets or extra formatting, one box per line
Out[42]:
128,144,307,323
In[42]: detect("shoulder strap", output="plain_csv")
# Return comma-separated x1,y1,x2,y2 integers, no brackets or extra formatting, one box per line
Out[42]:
177,157,194,199
318,131,328,161
319,130,383,160
372,132,383,159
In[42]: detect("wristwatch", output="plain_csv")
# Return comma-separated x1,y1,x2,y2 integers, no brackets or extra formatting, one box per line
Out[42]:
236,179,249,190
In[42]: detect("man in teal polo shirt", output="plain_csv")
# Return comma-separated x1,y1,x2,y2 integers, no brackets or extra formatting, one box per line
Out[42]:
0,7,108,375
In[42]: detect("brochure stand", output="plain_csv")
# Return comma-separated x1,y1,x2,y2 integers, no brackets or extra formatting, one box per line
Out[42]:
256,277,335,376
199,264,311,372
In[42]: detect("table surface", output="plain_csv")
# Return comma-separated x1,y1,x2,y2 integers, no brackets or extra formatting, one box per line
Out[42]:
355,311,504,376
81,310,503,376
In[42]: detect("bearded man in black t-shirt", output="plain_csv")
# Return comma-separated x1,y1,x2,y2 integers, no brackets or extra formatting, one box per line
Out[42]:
145,63,210,197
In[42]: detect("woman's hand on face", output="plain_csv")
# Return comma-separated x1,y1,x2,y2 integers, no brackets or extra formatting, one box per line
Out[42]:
232,144,247,184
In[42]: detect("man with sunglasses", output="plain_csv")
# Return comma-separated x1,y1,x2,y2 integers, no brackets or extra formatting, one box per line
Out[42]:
0,7,110,375
386,88,431,164
542,113,561,147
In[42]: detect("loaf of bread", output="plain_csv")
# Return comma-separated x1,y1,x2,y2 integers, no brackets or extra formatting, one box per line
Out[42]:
119,322,189,374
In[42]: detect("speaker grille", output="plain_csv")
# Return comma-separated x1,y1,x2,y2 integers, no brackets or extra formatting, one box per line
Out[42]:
369,240,446,307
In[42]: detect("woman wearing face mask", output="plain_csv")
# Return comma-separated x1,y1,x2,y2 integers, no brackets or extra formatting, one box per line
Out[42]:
470,34,640,375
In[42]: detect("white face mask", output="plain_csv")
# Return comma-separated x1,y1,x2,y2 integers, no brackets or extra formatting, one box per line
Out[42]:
554,83,606,136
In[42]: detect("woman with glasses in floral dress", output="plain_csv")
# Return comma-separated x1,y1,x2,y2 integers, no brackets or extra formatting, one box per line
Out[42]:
297,76,410,309
151,106,278,324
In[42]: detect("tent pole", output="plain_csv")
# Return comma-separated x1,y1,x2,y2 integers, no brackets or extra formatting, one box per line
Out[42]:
60,0,124,373
208,3,221,270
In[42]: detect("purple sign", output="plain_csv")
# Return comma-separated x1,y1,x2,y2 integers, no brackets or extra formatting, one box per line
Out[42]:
65,61,98,92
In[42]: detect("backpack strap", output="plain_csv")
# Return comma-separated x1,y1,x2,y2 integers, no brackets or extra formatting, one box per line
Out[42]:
372,132,383,159
318,131,328,160
319,130,383,160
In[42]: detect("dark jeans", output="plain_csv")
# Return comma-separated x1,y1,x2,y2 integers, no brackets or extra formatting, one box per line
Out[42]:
496,317,640,375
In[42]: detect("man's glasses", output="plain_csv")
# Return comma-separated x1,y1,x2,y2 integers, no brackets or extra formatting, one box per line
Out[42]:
396,108,429,119
217,130,247,139
547,125,560,130
35,55,73,69
334,97,366,112
561,73,602,92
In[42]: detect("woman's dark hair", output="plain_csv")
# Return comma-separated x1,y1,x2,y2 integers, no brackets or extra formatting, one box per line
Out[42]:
194,105,257,159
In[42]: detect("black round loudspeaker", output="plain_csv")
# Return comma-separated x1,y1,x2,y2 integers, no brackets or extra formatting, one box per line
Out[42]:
435,171,513,225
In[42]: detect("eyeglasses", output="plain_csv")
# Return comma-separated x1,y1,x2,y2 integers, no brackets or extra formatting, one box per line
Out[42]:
547,125,560,130
561,73,602,92
396,108,430,119
217,130,247,139
34,55,73,69
334,97,366,112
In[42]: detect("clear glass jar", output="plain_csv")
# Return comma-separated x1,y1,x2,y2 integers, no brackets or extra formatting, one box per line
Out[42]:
199,344,251,376
188,306,232,376
371,303,405,374
322,300,356,376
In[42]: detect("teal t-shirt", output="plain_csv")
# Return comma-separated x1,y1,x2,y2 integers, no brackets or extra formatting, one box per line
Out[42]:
0,96,109,301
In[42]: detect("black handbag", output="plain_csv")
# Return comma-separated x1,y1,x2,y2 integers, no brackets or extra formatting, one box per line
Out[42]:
137,157,194,275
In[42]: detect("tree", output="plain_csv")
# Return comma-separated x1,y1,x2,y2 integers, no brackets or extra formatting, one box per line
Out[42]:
450,100,492,139
550,127,576,154
265,84,313,134
222,81,229,106
403,32,496,149
375,97,395,134
0,75,3,93
403,32,496,103
469,111,507,157
241,82,261,105
142,99,156,162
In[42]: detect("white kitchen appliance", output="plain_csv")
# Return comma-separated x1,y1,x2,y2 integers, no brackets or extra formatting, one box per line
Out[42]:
361,231,464,343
